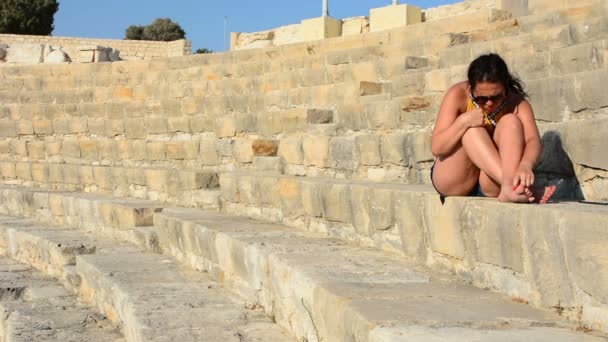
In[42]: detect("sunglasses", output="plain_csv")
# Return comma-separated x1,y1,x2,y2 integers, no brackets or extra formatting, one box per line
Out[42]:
472,92,506,105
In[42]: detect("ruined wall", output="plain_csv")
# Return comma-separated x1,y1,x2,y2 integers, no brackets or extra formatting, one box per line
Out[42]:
0,34,191,61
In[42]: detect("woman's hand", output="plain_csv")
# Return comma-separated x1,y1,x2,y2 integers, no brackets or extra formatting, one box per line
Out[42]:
513,163,535,188
461,107,485,128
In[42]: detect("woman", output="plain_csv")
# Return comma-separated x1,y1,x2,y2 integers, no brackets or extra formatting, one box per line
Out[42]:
430,53,555,203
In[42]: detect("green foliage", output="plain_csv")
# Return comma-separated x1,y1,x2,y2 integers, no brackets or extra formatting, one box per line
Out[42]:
0,0,59,35
195,48,213,54
125,25,144,40
124,18,186,42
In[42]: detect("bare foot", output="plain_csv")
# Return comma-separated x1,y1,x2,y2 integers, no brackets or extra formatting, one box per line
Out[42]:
498,184,530,203
526,184,557,204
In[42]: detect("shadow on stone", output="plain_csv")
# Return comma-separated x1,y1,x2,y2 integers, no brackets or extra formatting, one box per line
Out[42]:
535,131,583,201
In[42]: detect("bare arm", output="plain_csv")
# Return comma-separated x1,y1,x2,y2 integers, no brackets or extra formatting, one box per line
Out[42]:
431,84,484,158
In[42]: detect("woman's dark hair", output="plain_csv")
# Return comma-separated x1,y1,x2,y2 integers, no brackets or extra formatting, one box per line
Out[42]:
467,53,528,98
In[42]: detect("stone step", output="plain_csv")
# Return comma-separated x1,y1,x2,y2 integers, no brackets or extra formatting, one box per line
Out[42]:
2,182,608,332
0,215,294,342
0,162,220,209
0,256,124,341
153,207,607,341
217,172,608,324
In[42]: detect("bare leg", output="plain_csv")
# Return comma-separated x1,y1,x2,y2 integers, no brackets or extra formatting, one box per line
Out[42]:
492,114,532,203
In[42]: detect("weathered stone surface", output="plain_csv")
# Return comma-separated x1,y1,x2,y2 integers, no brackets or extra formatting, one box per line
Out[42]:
405,56,429,69
252,139,278,156
321,183,352,223
303,135,330,167
370,188,393,231
359,81,383,96
563,118,608,171
424,195,467,259
6,44,44,63
350,185,371,236
234,138,253,163
329,137,357,171
355,134,381,166
394,189,427,261
307,109,334,124
381,132,408,166
278,138,303,165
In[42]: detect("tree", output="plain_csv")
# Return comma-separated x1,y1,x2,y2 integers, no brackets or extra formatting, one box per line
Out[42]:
125,25,144,40
0,0,59,35
195,48,213,54
124,18,186,42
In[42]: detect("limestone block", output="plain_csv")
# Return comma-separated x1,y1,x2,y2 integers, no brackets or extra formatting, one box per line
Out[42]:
168,117,189,133
79,141,99,161
303,135,330,167
359,81,383,96
199,139,219,165
371,4,421,32
520,205,574,307
125,168,145,186
180,141,199,160
256,176,281,207
370,188,394,232
234,139,253,164
394,189,427,261
0,162,16,179
321,183,352,223
26,141,45,160
307,109,333,124
381,132,408,166
93,166,113,190
424,194,467,259
87,119,106,135
6,44,44,63
252,140,278,156
78,166,94,186
425,69,450,93
281,109,307,133
33,120,53,135
11,141,27,157
16,120,34,135
562,208,608,304
31,163,49,183
389,72,425,97
565,69,608,113
145,117,168,134
189,114,213,133
106,120,124,136
253,157,283,173
45,141,62,156
15,162,31,181
63,164,80,185
48,163,62,183
301,180,322,217
218,174,239,205
278,138,303,165
0,120,17,138
256,111,282,136
527,77,571,122
144,169,169,193
215,116,236,138
563,118,608,170
165,142,184,160
237,175,257,205
125,118,146,138
0,45,6,61
468,201,524,272
179,171,218,191
355,134,381,166
111,168,129,193
350,185,371,236
405,56,429,70
300,16,342,41
44,48,70,64
279,178,303,218
146,142,166,161
329,137,357,171
342,16,369,36
0,141,9,154
408,131,434,164
129,140,147,161
400,95,438,126
49,194,64,217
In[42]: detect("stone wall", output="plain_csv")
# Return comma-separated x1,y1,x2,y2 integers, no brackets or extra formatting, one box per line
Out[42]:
0,34,191,61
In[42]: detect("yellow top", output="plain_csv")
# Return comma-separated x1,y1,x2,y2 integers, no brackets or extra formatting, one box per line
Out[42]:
466,97,506,135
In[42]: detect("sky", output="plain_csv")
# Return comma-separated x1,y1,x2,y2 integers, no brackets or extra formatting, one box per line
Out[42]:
53,1,459,53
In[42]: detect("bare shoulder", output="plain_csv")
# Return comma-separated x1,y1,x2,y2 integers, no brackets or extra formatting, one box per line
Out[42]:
441,81,469,112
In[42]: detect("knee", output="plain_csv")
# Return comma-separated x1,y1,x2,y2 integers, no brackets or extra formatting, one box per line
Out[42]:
496,114,523,131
